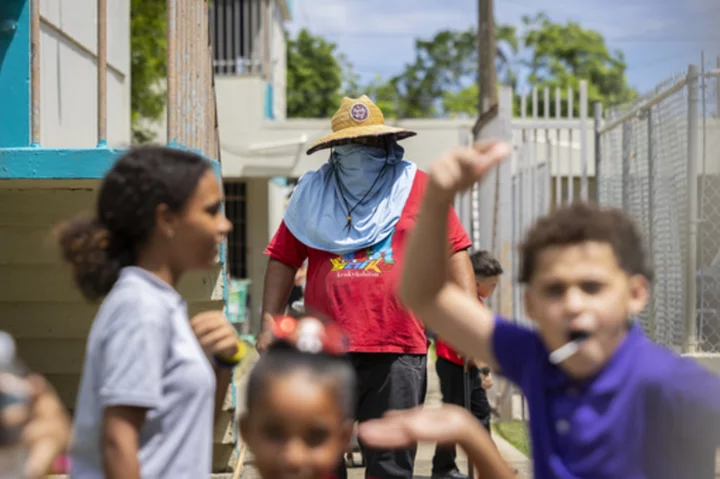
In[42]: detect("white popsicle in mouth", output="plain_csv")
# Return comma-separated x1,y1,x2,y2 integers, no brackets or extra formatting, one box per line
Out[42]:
548,313,596,365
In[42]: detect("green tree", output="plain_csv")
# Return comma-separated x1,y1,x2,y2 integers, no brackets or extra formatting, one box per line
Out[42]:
442,83,479,118
130,0,167,144
441,14,637,118
520,13,636,116
364,74,401,118
371,26,518,119
287,29,357,118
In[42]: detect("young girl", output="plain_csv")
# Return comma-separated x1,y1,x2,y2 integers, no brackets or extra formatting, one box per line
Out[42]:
241,315,353,479
241,315,515,479
57,146,243,478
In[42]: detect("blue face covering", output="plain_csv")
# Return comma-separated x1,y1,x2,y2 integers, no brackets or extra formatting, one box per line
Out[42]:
283,140,417,255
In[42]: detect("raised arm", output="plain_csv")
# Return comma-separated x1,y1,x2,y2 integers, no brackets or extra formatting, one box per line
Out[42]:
449,249,475,296
399,142,512,369
358,405,515,479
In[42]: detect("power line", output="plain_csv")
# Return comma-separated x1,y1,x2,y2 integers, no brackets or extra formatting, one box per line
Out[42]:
297,0,310,25
313,29,720,43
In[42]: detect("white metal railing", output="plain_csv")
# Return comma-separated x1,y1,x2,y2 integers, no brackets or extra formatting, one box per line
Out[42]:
30,0,110,146
29,0,220,157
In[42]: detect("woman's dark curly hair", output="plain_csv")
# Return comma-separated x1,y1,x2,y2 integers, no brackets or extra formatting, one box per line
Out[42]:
56,146,211,301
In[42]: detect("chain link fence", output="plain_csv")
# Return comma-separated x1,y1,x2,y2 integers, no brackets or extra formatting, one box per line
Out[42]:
475,59,720,423
596,58,720,354
697,56,720,354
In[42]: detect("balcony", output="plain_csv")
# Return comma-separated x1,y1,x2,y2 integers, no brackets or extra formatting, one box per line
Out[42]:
211,0,291,78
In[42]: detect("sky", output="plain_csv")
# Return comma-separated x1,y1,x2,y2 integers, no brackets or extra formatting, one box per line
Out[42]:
286,0,720,95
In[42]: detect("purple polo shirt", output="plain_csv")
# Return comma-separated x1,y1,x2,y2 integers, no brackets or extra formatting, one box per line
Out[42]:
493,316,720,478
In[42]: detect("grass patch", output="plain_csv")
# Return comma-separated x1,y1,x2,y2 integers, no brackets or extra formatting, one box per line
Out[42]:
493,420,530,457
428,342,437,362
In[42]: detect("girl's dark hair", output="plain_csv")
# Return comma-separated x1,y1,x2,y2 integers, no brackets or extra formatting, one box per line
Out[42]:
246,343,356,420
56,146,211,301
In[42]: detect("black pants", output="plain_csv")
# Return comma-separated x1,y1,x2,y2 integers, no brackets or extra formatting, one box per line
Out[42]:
432,357,491,475
336,353,428,479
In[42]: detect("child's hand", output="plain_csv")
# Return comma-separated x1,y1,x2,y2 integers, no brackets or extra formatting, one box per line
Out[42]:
358,405,471,448
256,313,276,353
428,141,512,202
21,375,71,479
190,311,238,358
481,371,494,390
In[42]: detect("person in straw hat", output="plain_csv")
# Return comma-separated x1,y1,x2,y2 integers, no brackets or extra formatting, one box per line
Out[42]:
261,95,476,479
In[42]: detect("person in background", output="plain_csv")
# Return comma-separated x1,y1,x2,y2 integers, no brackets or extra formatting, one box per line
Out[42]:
431,250,503,479
261,95,475,479
287,260,307,312
56,146,243,479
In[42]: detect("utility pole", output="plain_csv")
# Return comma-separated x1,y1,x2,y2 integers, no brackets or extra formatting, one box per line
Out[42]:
477,0,497,115
467,9,499,479
469,7,506,479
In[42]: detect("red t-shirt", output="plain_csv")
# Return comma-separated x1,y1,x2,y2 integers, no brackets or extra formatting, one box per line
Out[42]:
435,338,465,366
435,298,485,365
265,171,472,354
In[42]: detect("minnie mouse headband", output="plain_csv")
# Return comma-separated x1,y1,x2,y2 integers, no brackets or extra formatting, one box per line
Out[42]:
271,315,348,356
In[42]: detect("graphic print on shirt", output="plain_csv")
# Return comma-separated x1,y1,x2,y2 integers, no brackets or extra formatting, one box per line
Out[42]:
329,233,395,277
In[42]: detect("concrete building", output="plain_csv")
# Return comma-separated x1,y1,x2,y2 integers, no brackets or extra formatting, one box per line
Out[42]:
0,0,133,410
0,0,232,471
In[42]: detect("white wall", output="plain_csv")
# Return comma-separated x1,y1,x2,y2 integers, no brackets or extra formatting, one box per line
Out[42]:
270,1,287,120
38,0,131,148
0,186,224,408
216,114,477,178
267,180,290,240
245,178,270,330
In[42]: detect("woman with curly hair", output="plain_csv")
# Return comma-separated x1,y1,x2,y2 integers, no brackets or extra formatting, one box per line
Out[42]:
56,146,240,479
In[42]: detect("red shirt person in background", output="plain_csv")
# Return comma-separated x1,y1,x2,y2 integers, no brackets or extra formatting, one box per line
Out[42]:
260,95,475,479
432,250,503,479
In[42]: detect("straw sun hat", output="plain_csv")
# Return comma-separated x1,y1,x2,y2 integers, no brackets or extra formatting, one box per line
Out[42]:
306,95,416,155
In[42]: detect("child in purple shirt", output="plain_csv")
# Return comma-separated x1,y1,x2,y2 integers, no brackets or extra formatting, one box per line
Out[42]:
394,141,720,478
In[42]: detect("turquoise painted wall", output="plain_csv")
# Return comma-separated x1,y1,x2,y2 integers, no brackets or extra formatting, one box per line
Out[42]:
0,0,31,147
285,0,293,18
264,82,275,120
0,146,221,179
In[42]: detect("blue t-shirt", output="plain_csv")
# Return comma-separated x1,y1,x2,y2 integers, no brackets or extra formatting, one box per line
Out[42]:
70,267,216,479
492,316,720,478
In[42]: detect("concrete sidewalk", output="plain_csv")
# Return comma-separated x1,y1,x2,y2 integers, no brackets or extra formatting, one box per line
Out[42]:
354,357,532,478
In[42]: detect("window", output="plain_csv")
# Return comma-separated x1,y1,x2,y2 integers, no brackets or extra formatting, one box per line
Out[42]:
210,0,265,75
224,181,247,278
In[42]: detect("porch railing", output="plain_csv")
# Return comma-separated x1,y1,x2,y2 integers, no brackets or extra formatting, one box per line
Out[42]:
28,0,221,157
